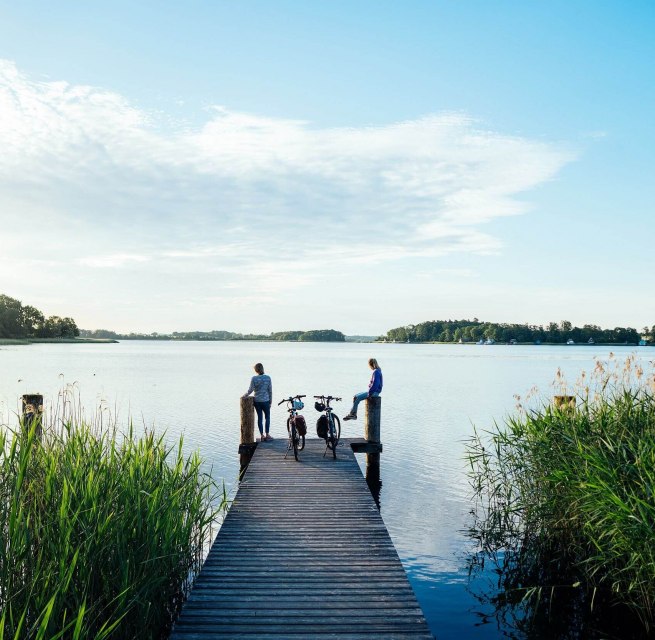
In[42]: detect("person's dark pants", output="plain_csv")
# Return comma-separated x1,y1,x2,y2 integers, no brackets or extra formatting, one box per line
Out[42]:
254,401,271,435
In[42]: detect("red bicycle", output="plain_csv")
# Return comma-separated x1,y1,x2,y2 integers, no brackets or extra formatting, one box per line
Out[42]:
278,394,307,461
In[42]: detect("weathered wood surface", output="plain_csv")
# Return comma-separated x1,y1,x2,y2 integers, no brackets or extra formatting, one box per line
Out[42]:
170,438,433,639
240,396,255,444
364,396,381,444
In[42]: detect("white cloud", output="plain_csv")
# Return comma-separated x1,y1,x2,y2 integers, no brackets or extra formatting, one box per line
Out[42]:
0,59,574,331
78,254,151,269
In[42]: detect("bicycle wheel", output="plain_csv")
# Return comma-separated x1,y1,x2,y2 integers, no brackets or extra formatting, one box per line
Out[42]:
286,417,297,461
298,432,305,451
328,414,341,459
290,418,299,461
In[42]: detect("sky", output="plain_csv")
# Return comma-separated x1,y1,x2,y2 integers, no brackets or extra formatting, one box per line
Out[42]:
0,1,653,335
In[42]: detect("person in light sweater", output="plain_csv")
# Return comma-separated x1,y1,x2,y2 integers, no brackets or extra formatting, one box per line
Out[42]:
243,362,273,441
343,358,383,420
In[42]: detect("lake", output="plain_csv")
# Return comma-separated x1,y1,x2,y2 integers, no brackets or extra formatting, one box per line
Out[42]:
0,341,650,638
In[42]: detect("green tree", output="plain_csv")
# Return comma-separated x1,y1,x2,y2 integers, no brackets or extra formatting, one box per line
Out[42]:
20,305,45,338
0,295,24,338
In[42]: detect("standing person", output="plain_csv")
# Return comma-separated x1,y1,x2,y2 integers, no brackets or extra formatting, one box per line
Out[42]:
343,358,383,420
243,363,273,441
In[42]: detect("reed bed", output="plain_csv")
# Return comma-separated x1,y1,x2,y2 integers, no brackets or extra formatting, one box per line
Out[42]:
0,391,223,640
467,355,655,634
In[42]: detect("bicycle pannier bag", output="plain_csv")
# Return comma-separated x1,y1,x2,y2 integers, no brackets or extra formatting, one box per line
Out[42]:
316,415,328,439
294,415,307,436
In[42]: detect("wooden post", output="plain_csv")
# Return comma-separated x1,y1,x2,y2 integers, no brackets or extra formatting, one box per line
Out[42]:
239,396,256,476
364,396,381,443
240,396,255,444
364,396,382,509
21,394,43,438
554,395,576,409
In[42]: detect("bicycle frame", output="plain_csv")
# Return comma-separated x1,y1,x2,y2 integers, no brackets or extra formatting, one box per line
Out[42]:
313,395,341,459
278,394,306,461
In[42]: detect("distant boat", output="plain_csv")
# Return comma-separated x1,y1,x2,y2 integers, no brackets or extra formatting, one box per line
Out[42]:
566,338,575,345
476,339,484,345
588,337,595,344
639,339,647,346
484,338,495,345
509,338,517,345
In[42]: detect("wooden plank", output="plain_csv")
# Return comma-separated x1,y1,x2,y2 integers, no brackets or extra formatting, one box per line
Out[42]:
170,438,433,639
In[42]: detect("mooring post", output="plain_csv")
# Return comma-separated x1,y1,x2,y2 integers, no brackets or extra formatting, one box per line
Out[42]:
364,396,382,508
554,395,576,409
21,394,43,439
239,396,256,475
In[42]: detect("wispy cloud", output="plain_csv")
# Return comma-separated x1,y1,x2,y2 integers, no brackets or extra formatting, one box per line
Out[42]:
78,254,151,269
0,59,574,330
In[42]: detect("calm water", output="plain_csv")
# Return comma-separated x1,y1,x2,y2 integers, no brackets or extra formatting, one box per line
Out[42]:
0,341,650,639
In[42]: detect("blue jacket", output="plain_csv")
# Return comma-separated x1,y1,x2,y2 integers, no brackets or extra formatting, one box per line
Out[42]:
368,368,383,395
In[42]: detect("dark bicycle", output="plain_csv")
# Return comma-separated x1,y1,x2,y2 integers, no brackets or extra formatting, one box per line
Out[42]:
278,395,307,461
313,395,341,459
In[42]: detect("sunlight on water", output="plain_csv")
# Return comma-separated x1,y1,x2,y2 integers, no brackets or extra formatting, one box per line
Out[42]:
1,341,650,638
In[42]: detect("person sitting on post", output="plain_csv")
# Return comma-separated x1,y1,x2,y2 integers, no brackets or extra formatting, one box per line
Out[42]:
343,358,382,421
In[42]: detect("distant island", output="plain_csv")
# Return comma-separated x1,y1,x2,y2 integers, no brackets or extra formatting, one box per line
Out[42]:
382,319,654,345
79,328,347,342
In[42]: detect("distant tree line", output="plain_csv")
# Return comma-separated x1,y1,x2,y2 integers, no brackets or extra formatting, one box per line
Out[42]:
80,328,346,342
0,294,79,339
383,319,647,344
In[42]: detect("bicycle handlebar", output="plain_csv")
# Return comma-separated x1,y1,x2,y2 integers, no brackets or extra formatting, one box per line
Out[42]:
313,395,342,401
277,394,307,406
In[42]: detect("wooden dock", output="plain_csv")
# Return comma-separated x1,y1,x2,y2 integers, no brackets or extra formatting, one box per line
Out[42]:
170,438,433,639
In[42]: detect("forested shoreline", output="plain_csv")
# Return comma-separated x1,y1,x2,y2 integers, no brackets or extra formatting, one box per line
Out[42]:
4,292,654,345
79,328,347,342
0,295,79,339
383,319,654,344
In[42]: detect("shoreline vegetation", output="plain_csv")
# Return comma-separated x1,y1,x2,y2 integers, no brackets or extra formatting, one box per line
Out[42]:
0,391,222,639
4,292,653,346
79,328,348,342
467,356,655,636
0,337,118,345
0,294,80,341
384,318,654,345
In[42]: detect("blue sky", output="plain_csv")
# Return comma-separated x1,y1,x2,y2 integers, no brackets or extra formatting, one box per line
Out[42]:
0,1,653,334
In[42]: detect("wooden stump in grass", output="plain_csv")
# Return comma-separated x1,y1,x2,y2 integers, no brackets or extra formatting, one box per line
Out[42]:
22,393,43,438
554,395,576,409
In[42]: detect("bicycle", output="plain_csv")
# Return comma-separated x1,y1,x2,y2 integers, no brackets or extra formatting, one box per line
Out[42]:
313,395,341,459
278,395,307,461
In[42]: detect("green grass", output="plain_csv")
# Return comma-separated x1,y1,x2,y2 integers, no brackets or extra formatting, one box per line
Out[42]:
467,355,655,633
0,410,223,639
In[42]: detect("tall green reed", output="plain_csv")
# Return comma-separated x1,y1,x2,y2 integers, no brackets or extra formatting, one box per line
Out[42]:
467,355,655,633
1,387,224,639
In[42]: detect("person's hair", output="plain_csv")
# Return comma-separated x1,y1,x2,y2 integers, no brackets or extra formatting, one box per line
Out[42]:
368,358,379,369
254,363,264,375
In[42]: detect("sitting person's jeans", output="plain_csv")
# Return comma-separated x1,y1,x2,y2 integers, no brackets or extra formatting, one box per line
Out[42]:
350,392,379,416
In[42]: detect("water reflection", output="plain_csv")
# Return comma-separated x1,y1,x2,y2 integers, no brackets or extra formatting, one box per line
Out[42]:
364,452,382,509
465,547,651,640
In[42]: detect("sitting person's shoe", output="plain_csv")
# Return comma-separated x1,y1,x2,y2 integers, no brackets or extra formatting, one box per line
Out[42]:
343,413,357,421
